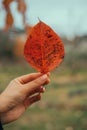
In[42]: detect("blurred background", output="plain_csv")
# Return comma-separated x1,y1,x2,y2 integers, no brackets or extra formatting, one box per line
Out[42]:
0,0,87,130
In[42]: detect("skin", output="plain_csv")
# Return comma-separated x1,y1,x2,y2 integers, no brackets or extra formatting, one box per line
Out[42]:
0,72,50,124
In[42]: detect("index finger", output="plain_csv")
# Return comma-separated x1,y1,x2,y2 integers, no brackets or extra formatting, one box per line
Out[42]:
16,73,42,84
16,72,50,84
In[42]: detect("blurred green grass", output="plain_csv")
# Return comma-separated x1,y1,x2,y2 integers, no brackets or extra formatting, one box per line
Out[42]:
0,59,87,130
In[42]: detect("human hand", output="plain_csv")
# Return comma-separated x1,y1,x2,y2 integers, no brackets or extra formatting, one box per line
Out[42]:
0,72,50,124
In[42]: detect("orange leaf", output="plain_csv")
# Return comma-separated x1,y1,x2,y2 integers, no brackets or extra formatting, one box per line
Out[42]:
24,21,65,73
6,12,13,27
17,0,26,14
3,0,12,11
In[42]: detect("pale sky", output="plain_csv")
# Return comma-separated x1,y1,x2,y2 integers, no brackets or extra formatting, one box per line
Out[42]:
0,0,87,38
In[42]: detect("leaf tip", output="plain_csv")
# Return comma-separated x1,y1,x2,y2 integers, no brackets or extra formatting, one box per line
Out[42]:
37,17,41,22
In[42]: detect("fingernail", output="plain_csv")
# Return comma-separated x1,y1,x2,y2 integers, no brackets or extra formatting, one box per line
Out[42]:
43,87,46,92
40,86,46,92
40,74,47,81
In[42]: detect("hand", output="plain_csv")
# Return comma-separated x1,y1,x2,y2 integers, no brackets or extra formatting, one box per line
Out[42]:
0,72,50,124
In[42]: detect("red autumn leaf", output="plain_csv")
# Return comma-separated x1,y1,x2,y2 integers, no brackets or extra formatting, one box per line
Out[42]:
24,21,65,73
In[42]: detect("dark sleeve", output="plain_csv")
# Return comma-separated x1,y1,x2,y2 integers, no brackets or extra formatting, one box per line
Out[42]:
0,121,3,130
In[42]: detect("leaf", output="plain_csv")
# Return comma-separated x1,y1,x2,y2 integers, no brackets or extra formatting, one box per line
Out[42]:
24,20,65,73
17,0,26,14
3,0,12,11
17,0,26,25
6,12,13,27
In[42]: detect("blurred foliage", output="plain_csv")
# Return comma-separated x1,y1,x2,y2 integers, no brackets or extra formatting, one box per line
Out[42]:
0,31,14,59
2,0,27,31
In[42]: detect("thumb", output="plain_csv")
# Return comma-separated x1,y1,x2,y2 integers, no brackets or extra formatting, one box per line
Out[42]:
22,74,48,95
